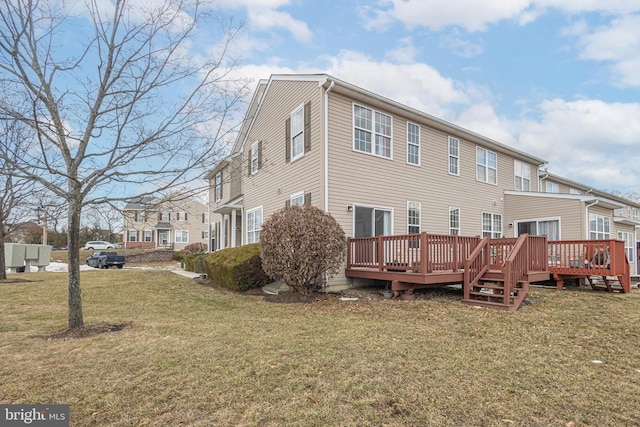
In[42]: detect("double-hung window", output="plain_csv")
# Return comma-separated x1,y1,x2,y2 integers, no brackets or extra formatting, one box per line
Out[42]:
175,230,189,244
546,181,559,193
250,142,260,174
449,208,460,235
290,192,305,206
214,172,222,201
407,123,420,165
353,104,392,158
290,106,304,161
407,202,420,234
448,137,459,175
128,230,137,242
476,147,497,184
617,231,634,262
161,212,170,221
177,212,187,221
589,214,610,239
247,207,263,244
514,160,531,191
144,230,152,242
482,212,502,238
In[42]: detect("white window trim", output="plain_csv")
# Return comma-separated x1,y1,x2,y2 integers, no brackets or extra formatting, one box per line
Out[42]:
352,103,393,160
350,203,395,237
175,230,189,244
482,211,503,238
449,207,460,235
476,147,497,185
246,206,263,244
250,141,259,174
407,201,421,234
514,160,531,192
406,122,420,166
290,104,305,162
617,231,634,264
143,229,152,242
290,191,304,206
128,229,137,242
215,172,222,201
546,181,560,193
448,136,460,176
514,216,561,240
177,212,187,221
589,213,610,240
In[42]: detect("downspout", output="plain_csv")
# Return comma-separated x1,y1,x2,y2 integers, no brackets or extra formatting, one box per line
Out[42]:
585,200,599,239
323,79,335,213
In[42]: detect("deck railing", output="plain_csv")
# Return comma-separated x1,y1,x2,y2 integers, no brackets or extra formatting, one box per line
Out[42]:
347,233,480,273
502,234,530,304
547,239,630,292
463,237,490,300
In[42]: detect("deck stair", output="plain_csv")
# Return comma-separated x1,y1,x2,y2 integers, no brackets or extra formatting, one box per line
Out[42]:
586,275,627,293
465,271,530,312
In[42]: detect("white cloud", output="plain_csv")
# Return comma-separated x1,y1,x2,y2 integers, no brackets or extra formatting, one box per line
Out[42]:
385,37,419,63
438,30,484,58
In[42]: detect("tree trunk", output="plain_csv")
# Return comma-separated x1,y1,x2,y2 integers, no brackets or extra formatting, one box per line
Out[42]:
0,231,6,281
67,199,84,329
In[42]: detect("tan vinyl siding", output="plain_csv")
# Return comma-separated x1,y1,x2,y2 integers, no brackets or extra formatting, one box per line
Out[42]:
504,194,584,239
327,91,509,238
242,80,324,232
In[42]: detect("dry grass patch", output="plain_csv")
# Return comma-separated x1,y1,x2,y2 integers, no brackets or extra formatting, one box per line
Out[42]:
2,272,640,426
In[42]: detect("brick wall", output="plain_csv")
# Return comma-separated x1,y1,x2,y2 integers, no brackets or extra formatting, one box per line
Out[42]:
125,250,176,263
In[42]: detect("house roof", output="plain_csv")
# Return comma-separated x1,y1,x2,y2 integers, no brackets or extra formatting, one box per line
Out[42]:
504,190,626,210
228,73,548,167
123,196,156,210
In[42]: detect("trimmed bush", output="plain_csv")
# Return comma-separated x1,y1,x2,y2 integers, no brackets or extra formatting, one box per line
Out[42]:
259,205,346,294
203,244,270,292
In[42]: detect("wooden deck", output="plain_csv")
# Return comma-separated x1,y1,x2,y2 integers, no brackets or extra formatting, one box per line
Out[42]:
345,233,631,311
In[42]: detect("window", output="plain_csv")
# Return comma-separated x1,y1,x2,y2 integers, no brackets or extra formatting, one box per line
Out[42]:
353,104,392,158
449,207,460,235
569,188,582,195
546,181,559,193
407,123,420,165
202,231,209,239
476,147,497,184
175,230,189,244
214,171,222,201
128,230,137,242
407,201,420,234
617,231,634,262
482,212,502,238
144,230,152,242
517,219,560,240
290,192,304,206
631,207,639,221
290,106,304,161
177,212,187,221
160,212,170,221
202,213,209,223
589,214,610,240
135,211,146,222
448,137,459,175
247,207,263,244
514,160,531,191
250,141,262,174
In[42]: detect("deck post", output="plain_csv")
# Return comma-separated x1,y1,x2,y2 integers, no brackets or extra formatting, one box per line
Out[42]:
420,232,428,275
453,235,459,272
377,235,384,271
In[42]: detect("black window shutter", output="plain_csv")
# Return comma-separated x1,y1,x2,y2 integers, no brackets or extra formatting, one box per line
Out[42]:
248,149,252,176
304,101,311,152
304,192,311,206
258,140,263,170
285,117,291,163
185,213,188,220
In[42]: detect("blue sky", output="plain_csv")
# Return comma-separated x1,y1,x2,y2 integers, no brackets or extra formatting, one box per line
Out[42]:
211,0,640,194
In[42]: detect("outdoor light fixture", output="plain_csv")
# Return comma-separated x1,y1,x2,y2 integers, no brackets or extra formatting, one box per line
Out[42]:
347,205,353,212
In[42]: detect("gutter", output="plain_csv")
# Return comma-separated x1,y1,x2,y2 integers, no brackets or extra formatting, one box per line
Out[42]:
323,79,335,213
585,200,599,239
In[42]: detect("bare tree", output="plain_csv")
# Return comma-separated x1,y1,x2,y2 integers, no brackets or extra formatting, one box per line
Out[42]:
0,0,247,328
0,120,39,279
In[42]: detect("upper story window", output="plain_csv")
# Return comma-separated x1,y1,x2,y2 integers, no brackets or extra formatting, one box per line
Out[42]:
250,141,262,175
449,207,460,235
214,171,223,201
286,102,310,163
202,213,209,223
476,147,497,184
589,213,610,239
569,188,582,195
407,201,421,234
632,207,639,221
160,212,170,221
448,137,459,175
177,212,187,221
407,123,420,165
290,106,304,161
290,191,305,206
353,104,392,158
546,181,559,193
514,160,531,191
134,211,146,222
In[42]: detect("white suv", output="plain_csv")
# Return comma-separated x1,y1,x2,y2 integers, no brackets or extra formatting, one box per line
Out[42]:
82,241,120,250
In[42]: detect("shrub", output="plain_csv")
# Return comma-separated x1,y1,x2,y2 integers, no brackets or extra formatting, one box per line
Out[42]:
204,244,270,292
259,205,346,294
183,253,206,273
182,242,207,254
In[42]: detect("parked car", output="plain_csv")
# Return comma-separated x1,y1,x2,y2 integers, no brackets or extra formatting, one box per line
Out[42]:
83,241,119,250
86,251,126,269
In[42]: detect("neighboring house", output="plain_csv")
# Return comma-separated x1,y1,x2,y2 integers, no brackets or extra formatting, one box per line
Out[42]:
123,196,209,251
5,221,41,244
206,74,640,289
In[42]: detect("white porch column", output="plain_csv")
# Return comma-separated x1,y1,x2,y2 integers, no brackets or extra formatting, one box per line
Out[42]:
231,209,237,247
220,214,227,249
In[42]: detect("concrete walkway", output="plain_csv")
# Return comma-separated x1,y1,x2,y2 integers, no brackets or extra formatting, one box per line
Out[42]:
171,269,202,279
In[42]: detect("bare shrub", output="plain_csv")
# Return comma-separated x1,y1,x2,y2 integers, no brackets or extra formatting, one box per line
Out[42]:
183,242,207,254
259,206,346,294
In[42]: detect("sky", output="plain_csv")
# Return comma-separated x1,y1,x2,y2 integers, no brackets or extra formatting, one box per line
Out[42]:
211,0,640,195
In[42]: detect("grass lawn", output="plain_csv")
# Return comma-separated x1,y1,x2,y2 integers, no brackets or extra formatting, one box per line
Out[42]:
2,271,640,426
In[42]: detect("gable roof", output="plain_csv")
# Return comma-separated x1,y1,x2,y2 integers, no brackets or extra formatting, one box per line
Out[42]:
229,73,548,167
